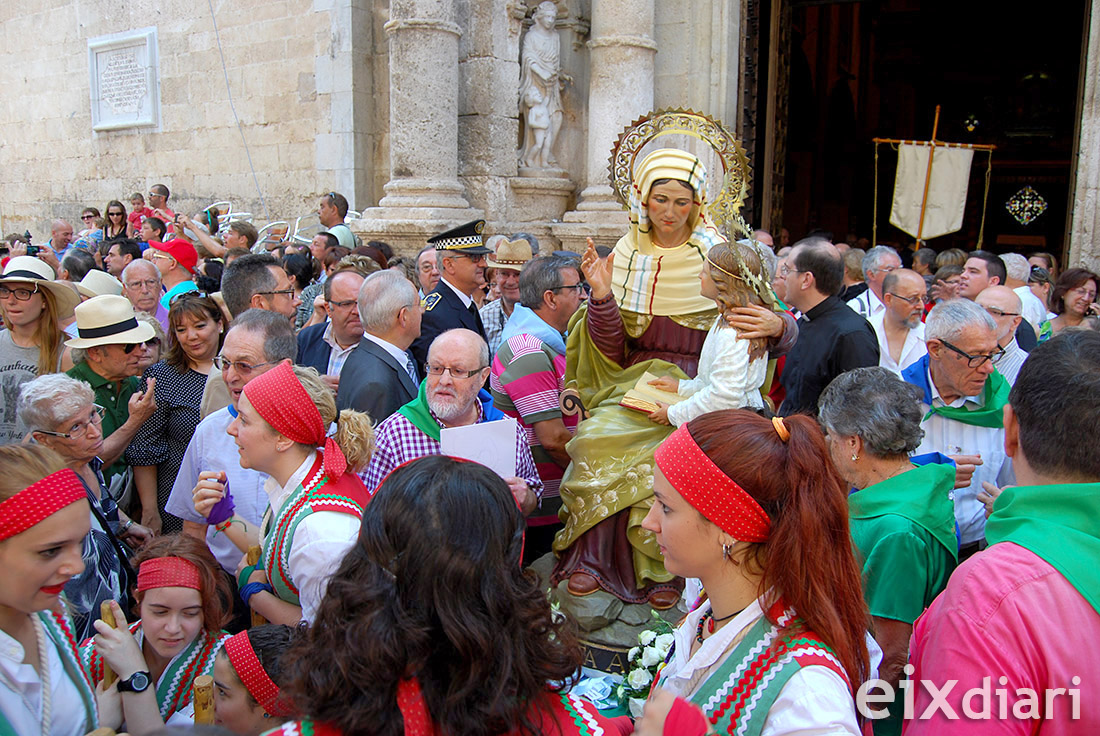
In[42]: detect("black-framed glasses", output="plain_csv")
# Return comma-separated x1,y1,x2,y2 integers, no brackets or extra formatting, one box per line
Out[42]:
0,284,39,301
36,405,106,440
451,253,487,264
256,288,296,298
213,355,278,375
550,283,590,296
424,363,487,379
327,298,358,309
107,211,125,217
120,337,160,354
886,292,929,306
983,306,1020,318
938,339,1005,368
81,214,97,221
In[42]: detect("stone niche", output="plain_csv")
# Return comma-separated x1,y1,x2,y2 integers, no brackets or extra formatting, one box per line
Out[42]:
88,26,161,132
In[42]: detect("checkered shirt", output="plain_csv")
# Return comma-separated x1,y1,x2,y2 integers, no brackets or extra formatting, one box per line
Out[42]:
360,401,544,497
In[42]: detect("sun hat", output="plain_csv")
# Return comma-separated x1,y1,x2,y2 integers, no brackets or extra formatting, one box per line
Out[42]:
64,294,156,349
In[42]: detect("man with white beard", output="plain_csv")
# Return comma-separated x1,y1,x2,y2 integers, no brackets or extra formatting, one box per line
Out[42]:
360,328,540,514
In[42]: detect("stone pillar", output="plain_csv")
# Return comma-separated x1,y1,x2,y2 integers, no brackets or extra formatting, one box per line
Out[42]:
1067,0,1100,271
552,0,656,251
372,0,476,216
573,0,657,212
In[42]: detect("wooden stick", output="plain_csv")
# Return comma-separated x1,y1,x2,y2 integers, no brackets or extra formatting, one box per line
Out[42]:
193,674,215,724
915,105,942,242
872,137,996,151
246,545,268,627
86,729,118,736
99,600,118,687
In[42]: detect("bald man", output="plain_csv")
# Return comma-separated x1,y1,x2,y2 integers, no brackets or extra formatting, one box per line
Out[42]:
976,286,1028,384
873,269,929,375
46,219,74,259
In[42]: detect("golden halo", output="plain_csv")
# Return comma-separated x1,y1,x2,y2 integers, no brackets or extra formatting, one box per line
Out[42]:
608,108,752,235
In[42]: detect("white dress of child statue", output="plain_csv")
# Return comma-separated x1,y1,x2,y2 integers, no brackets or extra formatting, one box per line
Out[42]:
519,1,569,170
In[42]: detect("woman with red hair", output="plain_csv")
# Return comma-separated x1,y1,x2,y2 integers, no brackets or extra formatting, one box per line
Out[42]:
641,409,871,735
80,534,231,732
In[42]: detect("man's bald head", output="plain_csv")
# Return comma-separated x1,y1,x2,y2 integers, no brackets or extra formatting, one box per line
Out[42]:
51,219,73,246
977,285,1024,344
428,328,489,369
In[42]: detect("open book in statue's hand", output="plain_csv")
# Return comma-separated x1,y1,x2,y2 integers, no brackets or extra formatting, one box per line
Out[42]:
619,371,684,414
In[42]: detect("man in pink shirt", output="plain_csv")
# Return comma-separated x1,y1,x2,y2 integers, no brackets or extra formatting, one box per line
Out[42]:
905,330,1100,734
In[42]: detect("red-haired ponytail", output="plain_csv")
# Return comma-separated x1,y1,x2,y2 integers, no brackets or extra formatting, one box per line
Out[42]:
687,410,870,690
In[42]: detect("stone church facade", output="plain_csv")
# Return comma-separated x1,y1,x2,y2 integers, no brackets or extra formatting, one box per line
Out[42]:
2,0,1098,268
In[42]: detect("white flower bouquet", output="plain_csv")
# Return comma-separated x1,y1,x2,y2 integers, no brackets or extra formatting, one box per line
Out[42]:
615,612,676,718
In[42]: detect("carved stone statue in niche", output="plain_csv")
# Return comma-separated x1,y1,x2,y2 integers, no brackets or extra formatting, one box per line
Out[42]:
519,1,570,173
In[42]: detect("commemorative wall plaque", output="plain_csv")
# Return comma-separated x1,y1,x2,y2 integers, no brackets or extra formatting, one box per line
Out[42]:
88,27,160,131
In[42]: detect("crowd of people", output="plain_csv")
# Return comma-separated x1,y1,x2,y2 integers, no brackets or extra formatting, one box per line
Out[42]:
1,167,1099,736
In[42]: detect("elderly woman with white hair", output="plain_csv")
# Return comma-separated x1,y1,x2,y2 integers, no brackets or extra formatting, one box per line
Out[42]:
819,366,959,736
17,373,152,641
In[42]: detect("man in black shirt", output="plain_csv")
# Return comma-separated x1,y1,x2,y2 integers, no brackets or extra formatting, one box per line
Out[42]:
779,237,879,416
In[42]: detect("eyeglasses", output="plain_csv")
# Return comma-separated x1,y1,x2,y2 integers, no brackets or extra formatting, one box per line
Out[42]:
872,265,899,275
36,405,106,440
257,288,296,298
983,306,1020,318
0,284,39,301
213,355,278,375
148,192,164,199
452,253,487,264
550,283,590,295
327,298,358,309
107,211,125,217
424,363,487,379
124,278,160,291
886,292,929,306
81,214,97,221
938,339,1005,368
779,264,806,277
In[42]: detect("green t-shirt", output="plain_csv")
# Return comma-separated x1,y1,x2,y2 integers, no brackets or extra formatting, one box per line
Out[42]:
849,462,958,623
67,360,140,480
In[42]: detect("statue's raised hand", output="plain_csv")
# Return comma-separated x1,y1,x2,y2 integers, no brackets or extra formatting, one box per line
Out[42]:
581,237,614,301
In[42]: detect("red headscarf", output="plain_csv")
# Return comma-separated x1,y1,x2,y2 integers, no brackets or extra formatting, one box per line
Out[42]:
243,361,348,478
654,424,772,542
0,469,86,541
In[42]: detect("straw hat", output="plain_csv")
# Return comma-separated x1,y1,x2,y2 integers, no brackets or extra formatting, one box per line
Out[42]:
75,270,124,299
64,294,156,349
0,256,81,319
486,238,534,272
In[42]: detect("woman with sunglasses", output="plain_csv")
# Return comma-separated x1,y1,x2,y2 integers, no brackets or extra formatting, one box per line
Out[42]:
17,373,153,642
128,294,224,535
102,200,130,244
0,445,98,736
0,256,81,444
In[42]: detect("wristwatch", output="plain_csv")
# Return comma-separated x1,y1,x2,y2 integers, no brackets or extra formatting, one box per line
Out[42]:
117,671,152,693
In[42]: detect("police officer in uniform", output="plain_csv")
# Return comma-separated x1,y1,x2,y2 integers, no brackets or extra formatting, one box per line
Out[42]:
409,219,493,369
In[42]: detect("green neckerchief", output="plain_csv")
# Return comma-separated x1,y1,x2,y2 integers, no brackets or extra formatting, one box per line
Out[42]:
395,380,441,441
986,482,1100,617
927,369,1010,429
849,463,959,561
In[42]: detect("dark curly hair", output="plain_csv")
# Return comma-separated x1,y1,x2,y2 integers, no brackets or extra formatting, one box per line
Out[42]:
281,456,582,736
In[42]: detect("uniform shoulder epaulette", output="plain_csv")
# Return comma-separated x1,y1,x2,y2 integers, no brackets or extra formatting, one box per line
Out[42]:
423,292,442,311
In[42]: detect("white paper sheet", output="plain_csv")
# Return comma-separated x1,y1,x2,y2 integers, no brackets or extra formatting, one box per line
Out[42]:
439,416,518,478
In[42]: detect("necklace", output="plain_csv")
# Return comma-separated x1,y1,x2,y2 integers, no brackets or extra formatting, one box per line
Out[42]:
695,606,743,643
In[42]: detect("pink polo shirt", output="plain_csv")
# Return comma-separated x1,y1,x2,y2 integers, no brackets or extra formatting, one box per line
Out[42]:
905,542,1100,734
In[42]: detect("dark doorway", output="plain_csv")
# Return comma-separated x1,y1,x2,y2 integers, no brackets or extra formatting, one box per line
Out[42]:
755,0,1088,261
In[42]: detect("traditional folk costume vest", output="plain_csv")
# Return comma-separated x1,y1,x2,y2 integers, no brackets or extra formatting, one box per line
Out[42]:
80,621,229,721
0,610,98,736
262,685,623,736
260,453,370,606
660,600,851,736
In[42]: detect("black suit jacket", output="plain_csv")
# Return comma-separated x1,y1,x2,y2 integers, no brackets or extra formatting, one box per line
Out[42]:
336,337,419,424
409,280,486,369
296,322,332,375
